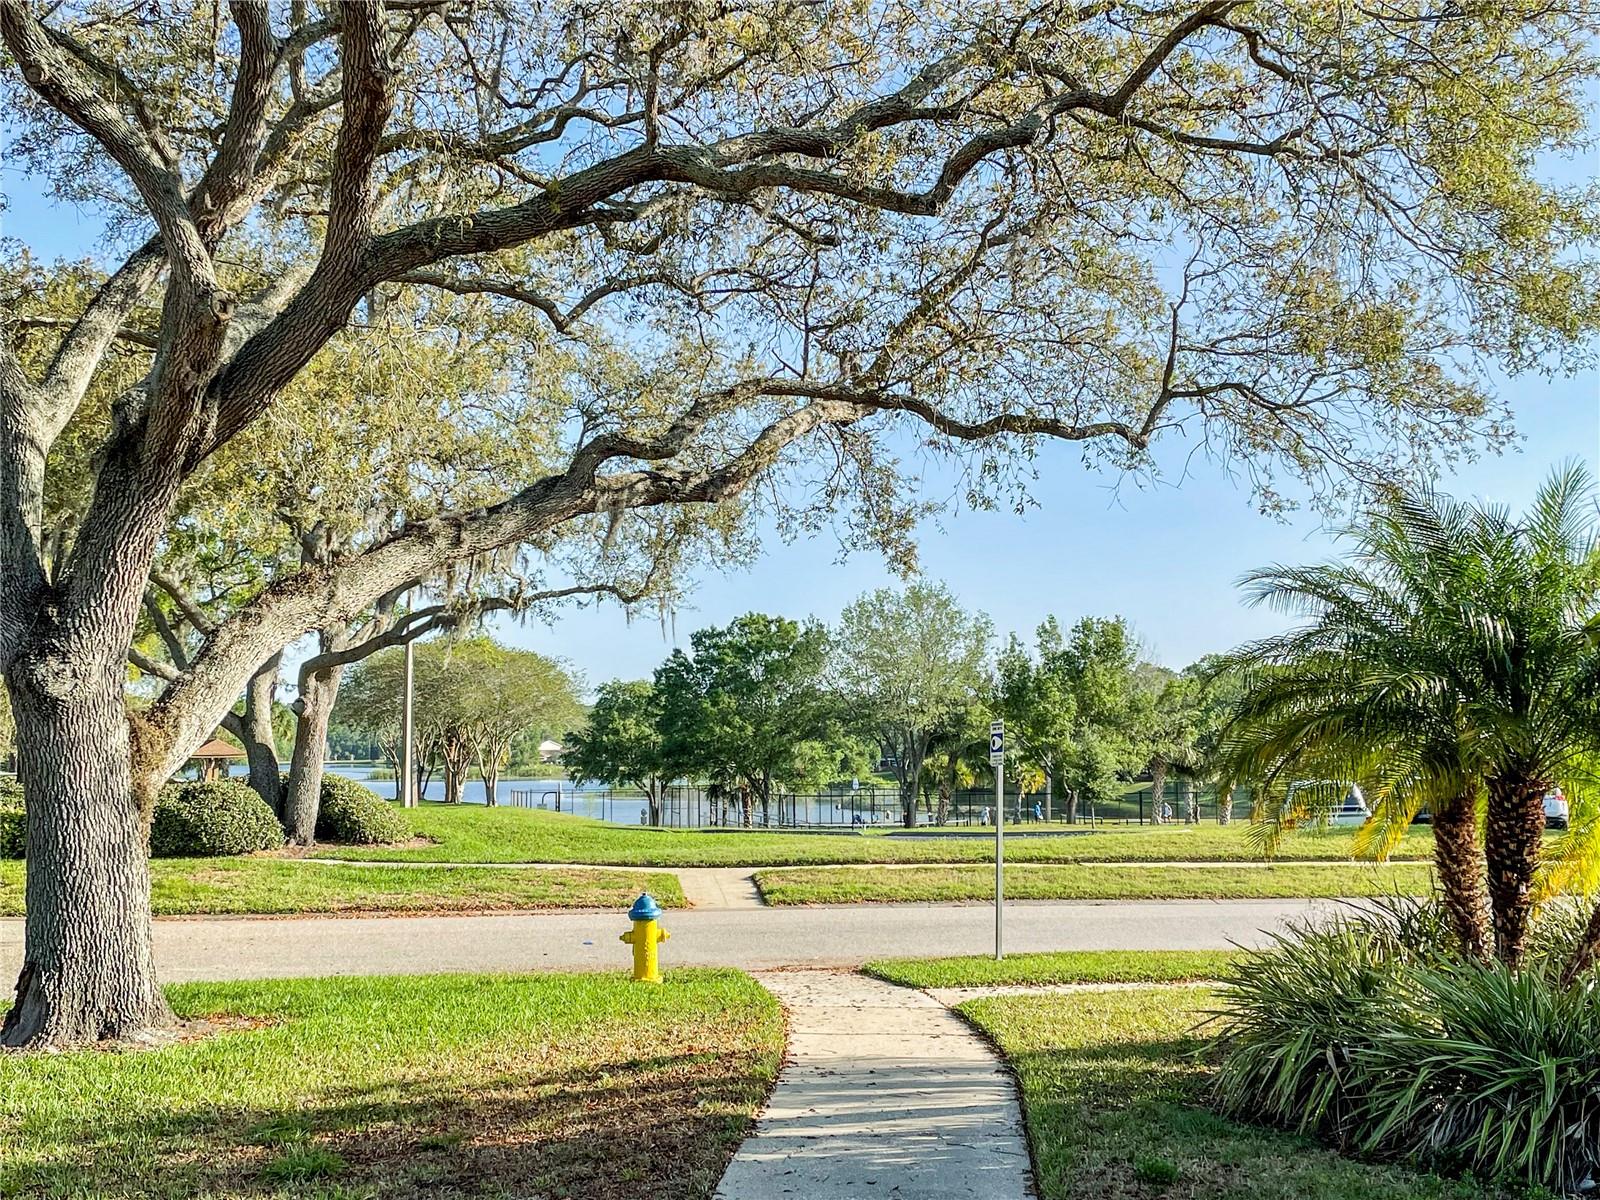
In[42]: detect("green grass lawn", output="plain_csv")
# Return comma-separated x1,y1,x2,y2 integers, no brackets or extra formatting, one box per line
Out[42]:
0,858,684,917
864,949,1238,989
0,969,781,1199
961,986,1507,1200
753,862,1436,905
306,801,1437,867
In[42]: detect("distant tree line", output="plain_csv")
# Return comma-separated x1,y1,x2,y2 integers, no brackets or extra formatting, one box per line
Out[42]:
567,583,1242,828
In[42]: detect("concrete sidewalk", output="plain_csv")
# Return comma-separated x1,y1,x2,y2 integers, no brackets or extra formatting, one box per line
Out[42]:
0,898,1333,983
715,971,1031,1199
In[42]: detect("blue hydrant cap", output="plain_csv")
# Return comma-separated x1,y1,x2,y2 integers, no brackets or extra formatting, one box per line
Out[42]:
629,893,662,921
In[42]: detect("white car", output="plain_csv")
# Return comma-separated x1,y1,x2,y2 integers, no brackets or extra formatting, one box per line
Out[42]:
1286,781,1371,826
1545,791,1570,830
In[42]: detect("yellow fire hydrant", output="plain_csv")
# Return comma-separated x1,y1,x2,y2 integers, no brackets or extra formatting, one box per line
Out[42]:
620,893,670,983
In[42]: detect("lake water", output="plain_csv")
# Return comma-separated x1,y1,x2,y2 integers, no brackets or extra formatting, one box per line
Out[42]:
239,764,920,828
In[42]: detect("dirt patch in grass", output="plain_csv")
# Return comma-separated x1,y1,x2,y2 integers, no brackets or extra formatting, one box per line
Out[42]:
271,836,439,857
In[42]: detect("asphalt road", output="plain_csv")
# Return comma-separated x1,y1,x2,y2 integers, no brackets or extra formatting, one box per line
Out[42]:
0,899,1333,983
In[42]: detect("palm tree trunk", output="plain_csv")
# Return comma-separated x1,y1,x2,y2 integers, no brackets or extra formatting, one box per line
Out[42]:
1484,774,1549,967
1432,795,1491,962
1560,900,1600,986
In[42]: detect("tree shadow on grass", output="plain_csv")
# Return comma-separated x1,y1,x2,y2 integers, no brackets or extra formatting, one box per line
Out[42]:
1,1050,773,1200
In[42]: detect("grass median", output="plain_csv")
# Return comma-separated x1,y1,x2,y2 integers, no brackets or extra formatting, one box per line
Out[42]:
961,986,1504,1200
864,949,1238,989
0,858,683,917
0,969,781,1200
305,801,1436,867
754,862,1436,905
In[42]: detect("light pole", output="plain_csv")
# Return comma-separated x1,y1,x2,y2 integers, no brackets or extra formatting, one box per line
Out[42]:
990,719,1005,960
399,636,415,807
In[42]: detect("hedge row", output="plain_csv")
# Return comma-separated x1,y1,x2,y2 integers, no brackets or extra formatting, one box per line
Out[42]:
0,772,408,860
0,776,23,859
314,772,411,844
150,779,283,857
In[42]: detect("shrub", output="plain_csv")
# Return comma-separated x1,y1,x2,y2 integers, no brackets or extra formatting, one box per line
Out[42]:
1213,896,1600,1194
0,776,23,859
150,779,284,857
315,773,409,845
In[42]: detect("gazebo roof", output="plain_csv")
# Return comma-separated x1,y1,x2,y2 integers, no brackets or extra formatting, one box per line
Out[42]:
190,738,245,759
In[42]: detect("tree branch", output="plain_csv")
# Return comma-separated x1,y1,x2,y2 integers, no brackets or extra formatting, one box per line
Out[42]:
142,593,190,669
129,646,181,682
0,1,213,296
191,0,278,244
394,269,684,333
31,236,166,434
149,569,218,636
324,0,392,265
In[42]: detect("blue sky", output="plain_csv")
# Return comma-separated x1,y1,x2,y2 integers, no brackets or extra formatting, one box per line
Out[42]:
5,166,1598,692
507,391,1597,684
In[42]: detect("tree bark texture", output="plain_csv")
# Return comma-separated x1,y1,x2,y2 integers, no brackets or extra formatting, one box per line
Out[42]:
241,651,283,810
284,665,341,843
1218,786,1233,825
1431,794,1492,963
1,666,172,1047
1484,773,1549,967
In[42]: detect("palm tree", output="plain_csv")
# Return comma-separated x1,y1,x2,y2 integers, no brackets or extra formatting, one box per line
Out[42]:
1217,464,1600,967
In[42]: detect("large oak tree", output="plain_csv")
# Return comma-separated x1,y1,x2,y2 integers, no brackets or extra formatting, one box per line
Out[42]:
1,0,1595,1047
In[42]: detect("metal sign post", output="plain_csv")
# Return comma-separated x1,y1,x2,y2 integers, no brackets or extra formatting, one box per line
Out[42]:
990,719,1005,960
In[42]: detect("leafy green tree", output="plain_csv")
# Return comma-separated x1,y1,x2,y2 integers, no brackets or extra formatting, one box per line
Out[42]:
1185,655,1249,824
655,614,835,825
457,642,583,804
3,1,1595,1046
835,585,992,827
920,700,990,826
565,681,668,825
1129,663,1184,824
336,637,579,806
1218,465,1600,967
1053,618,1145,822
994,628,1076,820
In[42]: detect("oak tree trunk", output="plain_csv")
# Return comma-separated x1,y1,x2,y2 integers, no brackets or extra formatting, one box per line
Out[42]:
240,651,283,810
1431,795,1491,962
1484,773,1549,967
284,665,341,843
2,666,172,1048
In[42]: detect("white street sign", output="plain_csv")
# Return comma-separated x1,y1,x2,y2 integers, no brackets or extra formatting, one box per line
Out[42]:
989,719,1004,766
